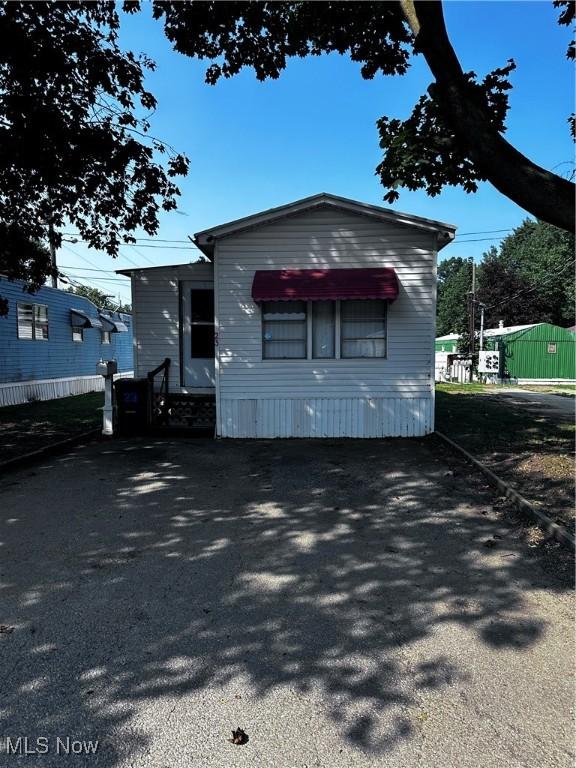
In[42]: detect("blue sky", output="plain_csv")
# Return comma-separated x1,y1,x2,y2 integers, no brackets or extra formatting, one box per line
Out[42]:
59,1,574,305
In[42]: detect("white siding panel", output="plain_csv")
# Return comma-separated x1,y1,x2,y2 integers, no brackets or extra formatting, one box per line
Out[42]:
220,397,432,438
215,207,438,437
131,263,214,392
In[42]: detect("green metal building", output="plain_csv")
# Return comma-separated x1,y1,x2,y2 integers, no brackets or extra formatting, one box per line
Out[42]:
485,322,576,381
436,323,576,381
435,336,459,353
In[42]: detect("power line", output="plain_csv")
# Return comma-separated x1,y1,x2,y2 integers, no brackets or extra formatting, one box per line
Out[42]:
59,265,126,274
62,232,192,244
453,236,509,243
61,233,197,249
62,228,519,242
123,243,156,267
60,272,124,296
63,274,129,283
61,243,107,272
457,228,513,236
116,249,144,269
61,264,132,290
99,243,195,250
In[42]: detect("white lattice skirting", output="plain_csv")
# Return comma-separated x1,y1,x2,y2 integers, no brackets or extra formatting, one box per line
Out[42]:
0,372,134,407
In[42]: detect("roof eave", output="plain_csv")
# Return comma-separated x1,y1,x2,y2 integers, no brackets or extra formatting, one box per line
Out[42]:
193,193,457,251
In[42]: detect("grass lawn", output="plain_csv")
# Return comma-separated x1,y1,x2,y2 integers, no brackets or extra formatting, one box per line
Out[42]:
435,384,575,531
0,392,102,463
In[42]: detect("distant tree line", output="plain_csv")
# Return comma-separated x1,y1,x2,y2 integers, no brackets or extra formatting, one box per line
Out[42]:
436,220,575,339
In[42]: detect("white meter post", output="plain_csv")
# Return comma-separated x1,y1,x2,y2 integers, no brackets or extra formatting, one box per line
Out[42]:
96,360,118,435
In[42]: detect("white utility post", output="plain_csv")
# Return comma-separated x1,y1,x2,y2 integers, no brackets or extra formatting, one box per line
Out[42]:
97,360,118,435
479,304,485,351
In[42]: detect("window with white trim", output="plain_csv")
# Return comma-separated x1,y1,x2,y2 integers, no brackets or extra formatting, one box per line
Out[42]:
101,330,111,345
262,299,387,360
72,327,84,343
17,303,49,340
312,301,335,358
262,301,307,359
340,299,387,358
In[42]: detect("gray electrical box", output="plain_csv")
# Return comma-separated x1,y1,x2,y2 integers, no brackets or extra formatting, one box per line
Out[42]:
97,359,118,376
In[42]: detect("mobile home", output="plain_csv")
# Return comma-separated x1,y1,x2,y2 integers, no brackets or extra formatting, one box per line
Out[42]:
0,279,133,406
121,193,456,437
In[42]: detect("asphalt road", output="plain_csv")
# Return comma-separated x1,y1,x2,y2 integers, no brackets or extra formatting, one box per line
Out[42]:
0,437,573,767
488,390,575,426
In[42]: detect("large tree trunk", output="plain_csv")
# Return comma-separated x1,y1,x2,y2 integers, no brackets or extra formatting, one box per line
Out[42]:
401,0,575,233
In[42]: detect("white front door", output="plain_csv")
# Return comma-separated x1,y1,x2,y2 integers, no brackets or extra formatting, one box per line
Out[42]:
181,281,216,389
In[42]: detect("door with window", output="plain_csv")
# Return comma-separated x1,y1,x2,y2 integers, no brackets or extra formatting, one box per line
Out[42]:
181,281,216,388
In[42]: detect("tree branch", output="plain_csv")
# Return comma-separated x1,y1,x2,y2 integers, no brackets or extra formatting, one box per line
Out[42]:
401,0,575,232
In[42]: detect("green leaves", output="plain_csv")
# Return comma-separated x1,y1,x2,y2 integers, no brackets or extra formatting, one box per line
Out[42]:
0,1,189,295
377,62,516,204
150,2,412,84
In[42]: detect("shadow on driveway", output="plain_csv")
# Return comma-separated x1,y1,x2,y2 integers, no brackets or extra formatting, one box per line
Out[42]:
0,437,573,767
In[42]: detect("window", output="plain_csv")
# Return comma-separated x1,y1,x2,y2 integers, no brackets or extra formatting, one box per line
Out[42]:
17,303,49,340
72,327,84,343
261,299,387,360
190,289,214,358
102,330,111,345
312,301,335,359
341,300,387,358
547,343,557,354
262,301,307,359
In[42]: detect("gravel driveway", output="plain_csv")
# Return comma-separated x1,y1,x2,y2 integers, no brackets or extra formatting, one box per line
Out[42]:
487,389,575,426
0,437,573,767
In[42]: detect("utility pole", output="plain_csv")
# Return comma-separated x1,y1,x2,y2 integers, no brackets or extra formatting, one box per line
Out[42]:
479,303,485,351
468,261,476,383
48,221,57,288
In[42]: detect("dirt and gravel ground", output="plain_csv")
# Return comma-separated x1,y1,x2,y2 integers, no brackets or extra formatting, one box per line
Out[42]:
0,392,101,463
0,436,573,767
436,385,575,533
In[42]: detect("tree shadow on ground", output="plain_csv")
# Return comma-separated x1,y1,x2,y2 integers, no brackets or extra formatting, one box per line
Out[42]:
436,390,575,529
0,436,572,766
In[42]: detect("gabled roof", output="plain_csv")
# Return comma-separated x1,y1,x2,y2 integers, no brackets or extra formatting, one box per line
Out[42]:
193,193,457,257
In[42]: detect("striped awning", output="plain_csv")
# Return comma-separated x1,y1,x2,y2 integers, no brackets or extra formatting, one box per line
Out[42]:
251,268,399,303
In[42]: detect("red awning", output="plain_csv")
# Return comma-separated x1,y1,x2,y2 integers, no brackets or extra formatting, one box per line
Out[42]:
251,268,399,302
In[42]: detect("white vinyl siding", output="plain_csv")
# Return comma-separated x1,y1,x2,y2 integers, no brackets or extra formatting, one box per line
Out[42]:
214,207,438,437
130,263,215,391
216,207,436,396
